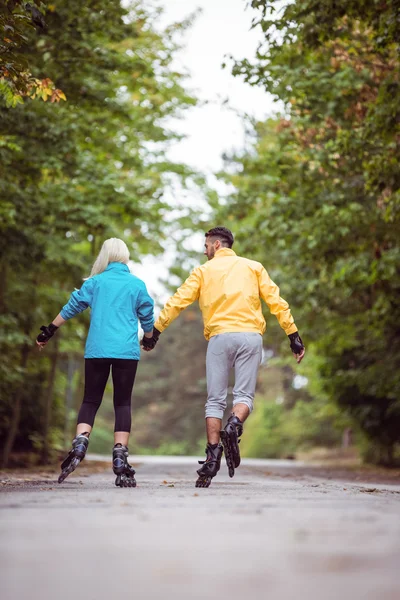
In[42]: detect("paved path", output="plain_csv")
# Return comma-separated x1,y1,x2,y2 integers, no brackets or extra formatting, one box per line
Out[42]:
1,457,400,600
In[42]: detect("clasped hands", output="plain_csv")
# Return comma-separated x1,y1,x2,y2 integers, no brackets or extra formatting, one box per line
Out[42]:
141,327,161,352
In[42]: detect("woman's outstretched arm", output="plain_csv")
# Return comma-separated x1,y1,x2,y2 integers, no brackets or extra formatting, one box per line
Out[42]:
36,313,66,349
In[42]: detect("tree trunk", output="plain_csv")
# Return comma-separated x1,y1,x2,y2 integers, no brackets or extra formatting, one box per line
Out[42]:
1,341,30,468
384,443,394,467
342,428,353,449
0,260,6,313
41,335,60,464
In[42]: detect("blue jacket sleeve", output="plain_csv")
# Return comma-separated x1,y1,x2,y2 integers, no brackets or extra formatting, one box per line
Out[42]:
60,279,95,320
136,284,155,333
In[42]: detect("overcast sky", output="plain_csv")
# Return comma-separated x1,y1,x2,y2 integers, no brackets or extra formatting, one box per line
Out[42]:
157,0,272,171
133,0,273,301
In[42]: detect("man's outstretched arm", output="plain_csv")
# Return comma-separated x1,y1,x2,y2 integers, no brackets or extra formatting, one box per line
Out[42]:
258,266,305,363
142,269,201,352
155,269,201,332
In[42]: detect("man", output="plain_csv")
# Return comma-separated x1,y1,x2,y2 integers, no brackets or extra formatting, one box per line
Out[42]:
142,227,305,488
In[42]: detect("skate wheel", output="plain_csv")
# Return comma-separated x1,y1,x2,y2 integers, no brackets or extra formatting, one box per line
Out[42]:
220,431,235,478
195,476,212,488
58,472,67,484
57,457,80,484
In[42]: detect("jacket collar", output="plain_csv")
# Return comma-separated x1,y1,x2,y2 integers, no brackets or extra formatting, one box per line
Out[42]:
214,248,236,259
105,262,130,272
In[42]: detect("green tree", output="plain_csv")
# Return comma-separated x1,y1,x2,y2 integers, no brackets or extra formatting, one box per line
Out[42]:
0,0,197,466
216,0,400,464
0,1,65,106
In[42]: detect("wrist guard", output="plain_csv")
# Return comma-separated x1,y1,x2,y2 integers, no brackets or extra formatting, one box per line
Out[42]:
141,327,160,350
37,323,58,343
288,332,304,354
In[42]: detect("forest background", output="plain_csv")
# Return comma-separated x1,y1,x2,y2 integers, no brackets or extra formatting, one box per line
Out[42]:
1,0,399,468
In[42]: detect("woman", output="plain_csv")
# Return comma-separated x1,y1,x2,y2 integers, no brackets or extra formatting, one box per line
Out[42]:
36,238,159,487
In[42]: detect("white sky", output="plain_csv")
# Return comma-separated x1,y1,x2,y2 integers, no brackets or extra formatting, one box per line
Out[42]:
132,0,274,303
156,0,273,171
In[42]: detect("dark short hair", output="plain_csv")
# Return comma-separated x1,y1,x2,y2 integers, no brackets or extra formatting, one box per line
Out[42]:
205,227,234,248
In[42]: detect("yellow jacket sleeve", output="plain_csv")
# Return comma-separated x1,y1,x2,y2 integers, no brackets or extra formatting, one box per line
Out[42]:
258,267,297,335
155,268,201,332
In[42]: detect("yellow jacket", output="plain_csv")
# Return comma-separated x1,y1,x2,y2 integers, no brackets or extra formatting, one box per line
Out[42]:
155,248,297,340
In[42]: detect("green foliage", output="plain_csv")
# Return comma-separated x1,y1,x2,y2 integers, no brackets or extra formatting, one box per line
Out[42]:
0,0,198,466
241,358,344,459
86,415,115,456
219,0,400,464
282,399,343,451
0,1,65,105
241,401,288,459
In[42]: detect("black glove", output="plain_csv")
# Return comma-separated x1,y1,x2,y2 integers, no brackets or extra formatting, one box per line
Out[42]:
288,332,304,355
141,327,160,351
37,323,58,343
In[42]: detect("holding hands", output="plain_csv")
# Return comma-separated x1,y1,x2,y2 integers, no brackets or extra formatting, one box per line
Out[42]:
141,327,161,352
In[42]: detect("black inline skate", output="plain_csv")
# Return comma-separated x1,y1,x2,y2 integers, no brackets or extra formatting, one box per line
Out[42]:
58,433,90,484
220,414,243,478
195,442,223,488
112,444,136,488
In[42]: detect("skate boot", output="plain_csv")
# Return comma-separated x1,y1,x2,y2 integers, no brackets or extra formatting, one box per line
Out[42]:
112,444,136,488
58,433,90,484
195,442,223,488
220,414,243,478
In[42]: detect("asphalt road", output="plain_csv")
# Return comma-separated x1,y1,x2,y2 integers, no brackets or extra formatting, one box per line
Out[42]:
1,456,400,600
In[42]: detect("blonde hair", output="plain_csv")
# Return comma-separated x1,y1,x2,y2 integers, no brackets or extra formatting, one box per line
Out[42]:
87,238,130,278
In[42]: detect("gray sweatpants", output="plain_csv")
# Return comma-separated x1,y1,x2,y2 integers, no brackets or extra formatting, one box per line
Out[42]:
205,332,263,419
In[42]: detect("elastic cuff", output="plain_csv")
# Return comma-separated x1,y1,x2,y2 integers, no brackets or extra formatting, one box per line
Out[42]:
232,397,254,414
205,409,224,420
286,324,298,336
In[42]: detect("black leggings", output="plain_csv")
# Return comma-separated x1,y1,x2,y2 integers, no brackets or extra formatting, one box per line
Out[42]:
77,359,138,432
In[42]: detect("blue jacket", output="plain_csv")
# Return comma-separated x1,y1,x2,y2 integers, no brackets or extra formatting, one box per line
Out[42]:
60,262,154,359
